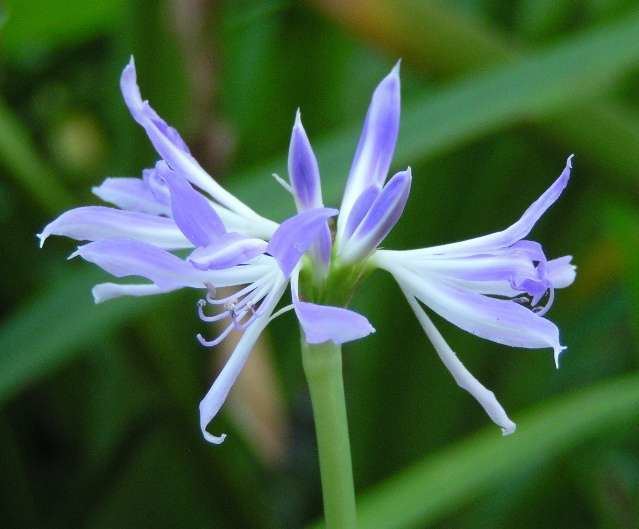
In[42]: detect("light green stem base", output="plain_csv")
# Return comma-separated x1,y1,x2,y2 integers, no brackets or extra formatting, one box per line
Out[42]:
302,340,357,529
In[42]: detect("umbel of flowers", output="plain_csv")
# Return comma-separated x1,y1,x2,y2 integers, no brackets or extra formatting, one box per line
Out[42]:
40,57,575,443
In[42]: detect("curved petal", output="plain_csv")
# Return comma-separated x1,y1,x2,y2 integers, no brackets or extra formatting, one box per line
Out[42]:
407,156,573,258
289,110,322,211
340,168,411,262
392,265,565,366
189,233,268,270
290,269,375,344
267,208,338,277
338,62,401,241
546,256,576,289
72,239,206,289
199,275,287,444
402,292,516,435
343,185,380,240
120,58,261,221
295,302,375,344
163,170,225,247
38,206,191,250
92,177,170,216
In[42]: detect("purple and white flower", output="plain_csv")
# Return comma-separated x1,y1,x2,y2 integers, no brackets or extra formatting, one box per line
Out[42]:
40,57,575,442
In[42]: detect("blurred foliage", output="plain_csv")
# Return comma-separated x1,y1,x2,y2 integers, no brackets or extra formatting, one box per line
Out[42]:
1,1,639,528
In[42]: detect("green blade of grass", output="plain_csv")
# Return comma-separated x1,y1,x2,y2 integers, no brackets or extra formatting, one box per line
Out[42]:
0,268,163,402
308,372,639,529
0,97,74,213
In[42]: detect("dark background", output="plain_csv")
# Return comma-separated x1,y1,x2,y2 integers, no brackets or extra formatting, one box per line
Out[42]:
1,1,639,528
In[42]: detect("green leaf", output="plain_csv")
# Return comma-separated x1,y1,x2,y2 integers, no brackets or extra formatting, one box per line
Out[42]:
0,268,164,403
308,373,639,529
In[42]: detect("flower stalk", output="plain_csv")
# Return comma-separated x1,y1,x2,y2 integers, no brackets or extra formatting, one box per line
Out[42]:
302,340,357,529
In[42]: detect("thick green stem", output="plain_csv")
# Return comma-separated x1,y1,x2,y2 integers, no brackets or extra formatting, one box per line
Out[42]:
302,340,357,529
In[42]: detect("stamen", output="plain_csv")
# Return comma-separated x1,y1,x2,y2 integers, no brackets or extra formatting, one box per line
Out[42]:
272,173,293,194
196,272,279,347
206,281,259,305
196,323,235,348
204,274,273,306
268,304,294,323
197,299,231,323
532,287,555,317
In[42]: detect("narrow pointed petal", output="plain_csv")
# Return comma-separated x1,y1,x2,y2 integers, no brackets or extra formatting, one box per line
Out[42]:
38,206,191,249
289,110,322,211
343,185,381,240
546,256,576,288
267,208,338,277
313,224,333,270
92,282,168,303
189,233,267,270
120,58,260,220
340,169,411,263
72,239,206,289
199,276,287,444
403,293,516,435
392,265,565,361
290,269,375,344
414,156,573,257
163,170,225,247
92,177,170,215
338,62,401,240
404,252,540,286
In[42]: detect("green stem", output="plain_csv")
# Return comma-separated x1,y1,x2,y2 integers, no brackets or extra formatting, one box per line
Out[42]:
302,340,357,529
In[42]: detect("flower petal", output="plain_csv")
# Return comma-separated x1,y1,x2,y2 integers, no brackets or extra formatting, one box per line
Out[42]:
120,58,261,220
189,233,268,270
267,208,338,277
290,268,375,344
340,168,411,263
163,170,226,247
391,264,565,365
343,185,380,240
411,156,573,257
92,177,170,216
72,239,206,289
289,110,322,211
546,256,576,289
92,282,168,303
295,302,375,344
403,292,516,435
199,275,287,444
38,206,191,250
338,62,400,241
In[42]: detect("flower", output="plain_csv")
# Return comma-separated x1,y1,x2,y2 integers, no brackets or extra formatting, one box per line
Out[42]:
370,158,575,435
40,56,575,442
40,57,375,444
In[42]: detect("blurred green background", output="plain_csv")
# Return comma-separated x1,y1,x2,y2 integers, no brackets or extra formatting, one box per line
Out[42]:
2,1,639,528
